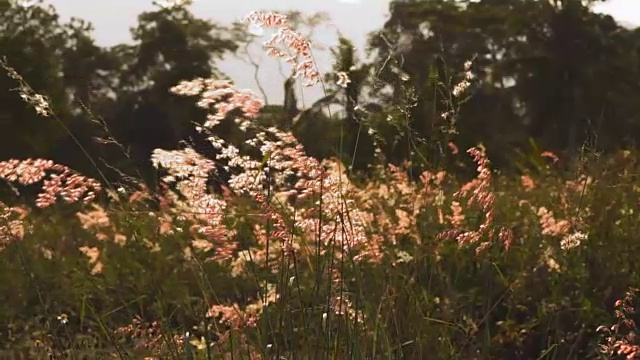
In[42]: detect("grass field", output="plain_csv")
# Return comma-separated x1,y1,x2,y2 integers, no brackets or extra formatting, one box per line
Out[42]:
0,9,639,360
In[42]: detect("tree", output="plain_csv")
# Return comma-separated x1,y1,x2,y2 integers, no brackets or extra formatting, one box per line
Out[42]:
492,0,640,157
0,0,76,159
366,0,640,169
104,1,238,184
297,35,376,170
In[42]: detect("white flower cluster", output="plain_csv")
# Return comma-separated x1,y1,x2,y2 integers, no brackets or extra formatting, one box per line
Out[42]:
561,231,588,251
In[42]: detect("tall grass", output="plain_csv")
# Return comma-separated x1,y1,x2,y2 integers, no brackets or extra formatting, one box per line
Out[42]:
0,9,639,360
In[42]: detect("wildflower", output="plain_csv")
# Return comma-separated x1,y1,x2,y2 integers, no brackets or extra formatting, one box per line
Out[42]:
561,231,587,250
541,151,559,164
39,246,53,259
114,234,127,246
0,159,101,208
20,93,51,117
418,21,433,38
597,288,640,359
244,11,320,86
447,201,465,227
151,148,215,179
330,294,364,324
547,257,560,272
438,147,512,252
171,78,263,128
448,141,459,155
566,175,593,194
78,246,103,275
452,79,471,97
76,204,110,230
541,247,561,272
520,175,536,192
450,59,475,98
189,336,209,350
191,239,214,252
243,11,289,28
464,60,473,72
57,313,68,324
393,250,414,265
0,203,26,252
537,207,571,237
2,60,52,117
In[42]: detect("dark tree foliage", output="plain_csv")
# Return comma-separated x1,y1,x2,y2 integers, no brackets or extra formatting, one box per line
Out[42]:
366,0,640,169
103,4,238,185
1,0,640,186
0,1,76,159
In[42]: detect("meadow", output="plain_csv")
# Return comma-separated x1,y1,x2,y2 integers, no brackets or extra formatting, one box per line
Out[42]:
1,8,640,360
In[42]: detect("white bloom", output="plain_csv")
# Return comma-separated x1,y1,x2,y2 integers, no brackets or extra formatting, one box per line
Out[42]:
561,231,587,250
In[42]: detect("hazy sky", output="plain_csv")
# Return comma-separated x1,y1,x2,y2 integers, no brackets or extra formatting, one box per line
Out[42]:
44,0,640,104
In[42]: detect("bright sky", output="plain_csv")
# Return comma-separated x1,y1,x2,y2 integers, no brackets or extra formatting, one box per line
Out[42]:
43,0,640,104
594,0,640,27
